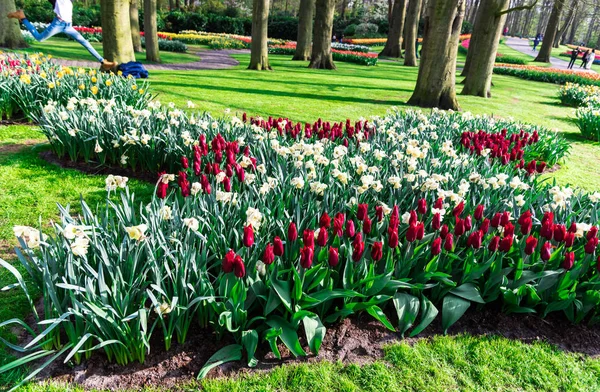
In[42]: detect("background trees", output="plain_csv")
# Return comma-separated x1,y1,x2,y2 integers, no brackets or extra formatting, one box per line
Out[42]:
379,0,407,58
248,0,272,70
308,0,336,69
0,0,27,49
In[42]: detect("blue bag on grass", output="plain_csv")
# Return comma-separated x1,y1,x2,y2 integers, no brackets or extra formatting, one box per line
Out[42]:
118,62,149,79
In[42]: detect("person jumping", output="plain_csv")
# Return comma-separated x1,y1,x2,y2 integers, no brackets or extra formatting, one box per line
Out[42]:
7,0,117,71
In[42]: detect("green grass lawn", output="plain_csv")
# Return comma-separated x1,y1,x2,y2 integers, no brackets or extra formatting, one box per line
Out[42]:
2,43,600,391
18,37,201,65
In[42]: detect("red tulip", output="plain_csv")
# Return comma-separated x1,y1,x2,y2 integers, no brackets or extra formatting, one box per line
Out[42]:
520,217,532,235
540,222,554,241
328,247,339,267
517,210,532,226
464,215,473,231
262,244,275,265
553,224,566,243
453,201,464,217
480,218,490,234
233,255,246,278
491,213,502,228
406,223,418,242
288,222,298,242
587,226,598,240
568,222,577,233
371,242,383,261
375,206,384,222
317,228,328,247
319,212,331,228
488,236,500,251
181,156,189,169
334,213,345,237
541,241,552,261
474,204,484,221
409,210,418,226
357,204,368,221
444,234,454,252
352,233,365,261
434,198,443,209
585,237,599,254
243,225,254,247
454,218,465,236
536,161,547,173
273,236,284,256
432,237,442,256
416,222,425,240
542,211,554,226
235,165,244,183
499,236,513,252
500,211,511,226
440,224,449,240
222,249,235,273
300,246,314,268
388,229,399,248
432,213,441,230
564,232,575,247
504,222,515,238
363,216,372,234
524,236,537,255
563,252,575,270
303,229,315,248
418,199,427,215
345,220,356,238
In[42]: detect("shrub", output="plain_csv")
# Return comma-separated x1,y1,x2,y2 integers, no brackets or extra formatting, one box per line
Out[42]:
494,55,527,65
576,106,600,141
343,24,358,37
141,38,188,53
558,83,600,107
268,16,299,41
354,23,382,38
205,14,248,36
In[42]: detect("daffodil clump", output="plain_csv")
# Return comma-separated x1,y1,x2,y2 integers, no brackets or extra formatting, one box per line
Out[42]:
559,82,600,108
0,52,151,120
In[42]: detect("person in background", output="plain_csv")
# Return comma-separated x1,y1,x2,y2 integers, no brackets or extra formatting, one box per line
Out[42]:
332,34,337,43
581,49,591,68
533,35,540,51
503,26,509,36
568,46,580,69
7,0,116,70
586,49,596,70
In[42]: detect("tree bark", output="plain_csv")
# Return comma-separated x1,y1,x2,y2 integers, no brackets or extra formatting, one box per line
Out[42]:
536,0,551,35
534,0,564,63
404,0,422,66
248,0,271,70
130,0,143,53
585,5,599,46
293,0,315,61
380,0,407,58
0,0,28,49
567,6,581,45
101,0,136,64
144,0,160,62
309,0,336,69
462,0,509,98
519,6,534,37
407,0,465,110
555,0,575,47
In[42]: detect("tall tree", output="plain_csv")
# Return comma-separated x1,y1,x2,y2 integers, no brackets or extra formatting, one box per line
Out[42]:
404,0,422,66
555,0,576,47
534,0,565,63
380,0,407,57
144,0,160,62
293,0,315,61
248,0,271,70
130,0,143,53
1,0,27,49
101,0,136,65
407,0,465,110
309,0,336,69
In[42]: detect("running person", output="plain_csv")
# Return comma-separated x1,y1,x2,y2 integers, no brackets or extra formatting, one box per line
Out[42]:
7,0,117,70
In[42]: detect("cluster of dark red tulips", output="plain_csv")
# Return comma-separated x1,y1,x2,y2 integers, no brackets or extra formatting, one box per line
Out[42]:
460,129,547,175
221,198,600,279
246,113,374,141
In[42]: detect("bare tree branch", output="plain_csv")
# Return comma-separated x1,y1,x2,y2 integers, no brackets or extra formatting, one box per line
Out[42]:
496,0,538,16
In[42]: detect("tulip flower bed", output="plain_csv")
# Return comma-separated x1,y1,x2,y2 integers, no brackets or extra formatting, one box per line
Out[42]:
576,106,600,141
331,42,370,53
558,83,600,108
269,44,378,66
0,52,151,120
494,63,600,86
3,100,592,386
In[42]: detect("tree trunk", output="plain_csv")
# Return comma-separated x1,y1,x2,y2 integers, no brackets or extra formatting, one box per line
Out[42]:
461,0,483,76
534,0,564,63
585,5,599,46
130,0,143,53
462,0,509,98
567,7,581,45
388,0,394,25
144,0,160,62
0,0,28,49
555,0,575,47
341,0,348,19
309,0,336,69
101,0,136,64
293,0,315,61
407,0,465,110
248,0,271,70
380,0,407,57
404,0,422,66
520,6,534,37
536,0,551,35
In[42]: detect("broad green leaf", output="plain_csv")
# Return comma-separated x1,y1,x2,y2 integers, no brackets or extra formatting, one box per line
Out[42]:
442,295,471,334
303,314,326,354
409,296,438,337
197,344,243,379
266,316,306,357
450,283,485,304
393,293,420,337
242,330,259,367
366,305,395,332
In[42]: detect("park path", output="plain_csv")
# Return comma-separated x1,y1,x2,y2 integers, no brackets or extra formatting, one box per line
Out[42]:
504,37,595,73
54,49,250,71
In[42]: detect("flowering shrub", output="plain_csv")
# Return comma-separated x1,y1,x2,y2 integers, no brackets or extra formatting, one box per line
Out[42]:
493,63,600,86
558,83,600,108
0,52,151,120
576,106,600,141
331,42,370,53
3,104,598,384
141,37,188,53
269,43,378,66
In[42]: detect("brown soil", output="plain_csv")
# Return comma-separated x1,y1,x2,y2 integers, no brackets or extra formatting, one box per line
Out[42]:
40,151,157,184
0,139,42,155
544,163,561,174
35,306,600,391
